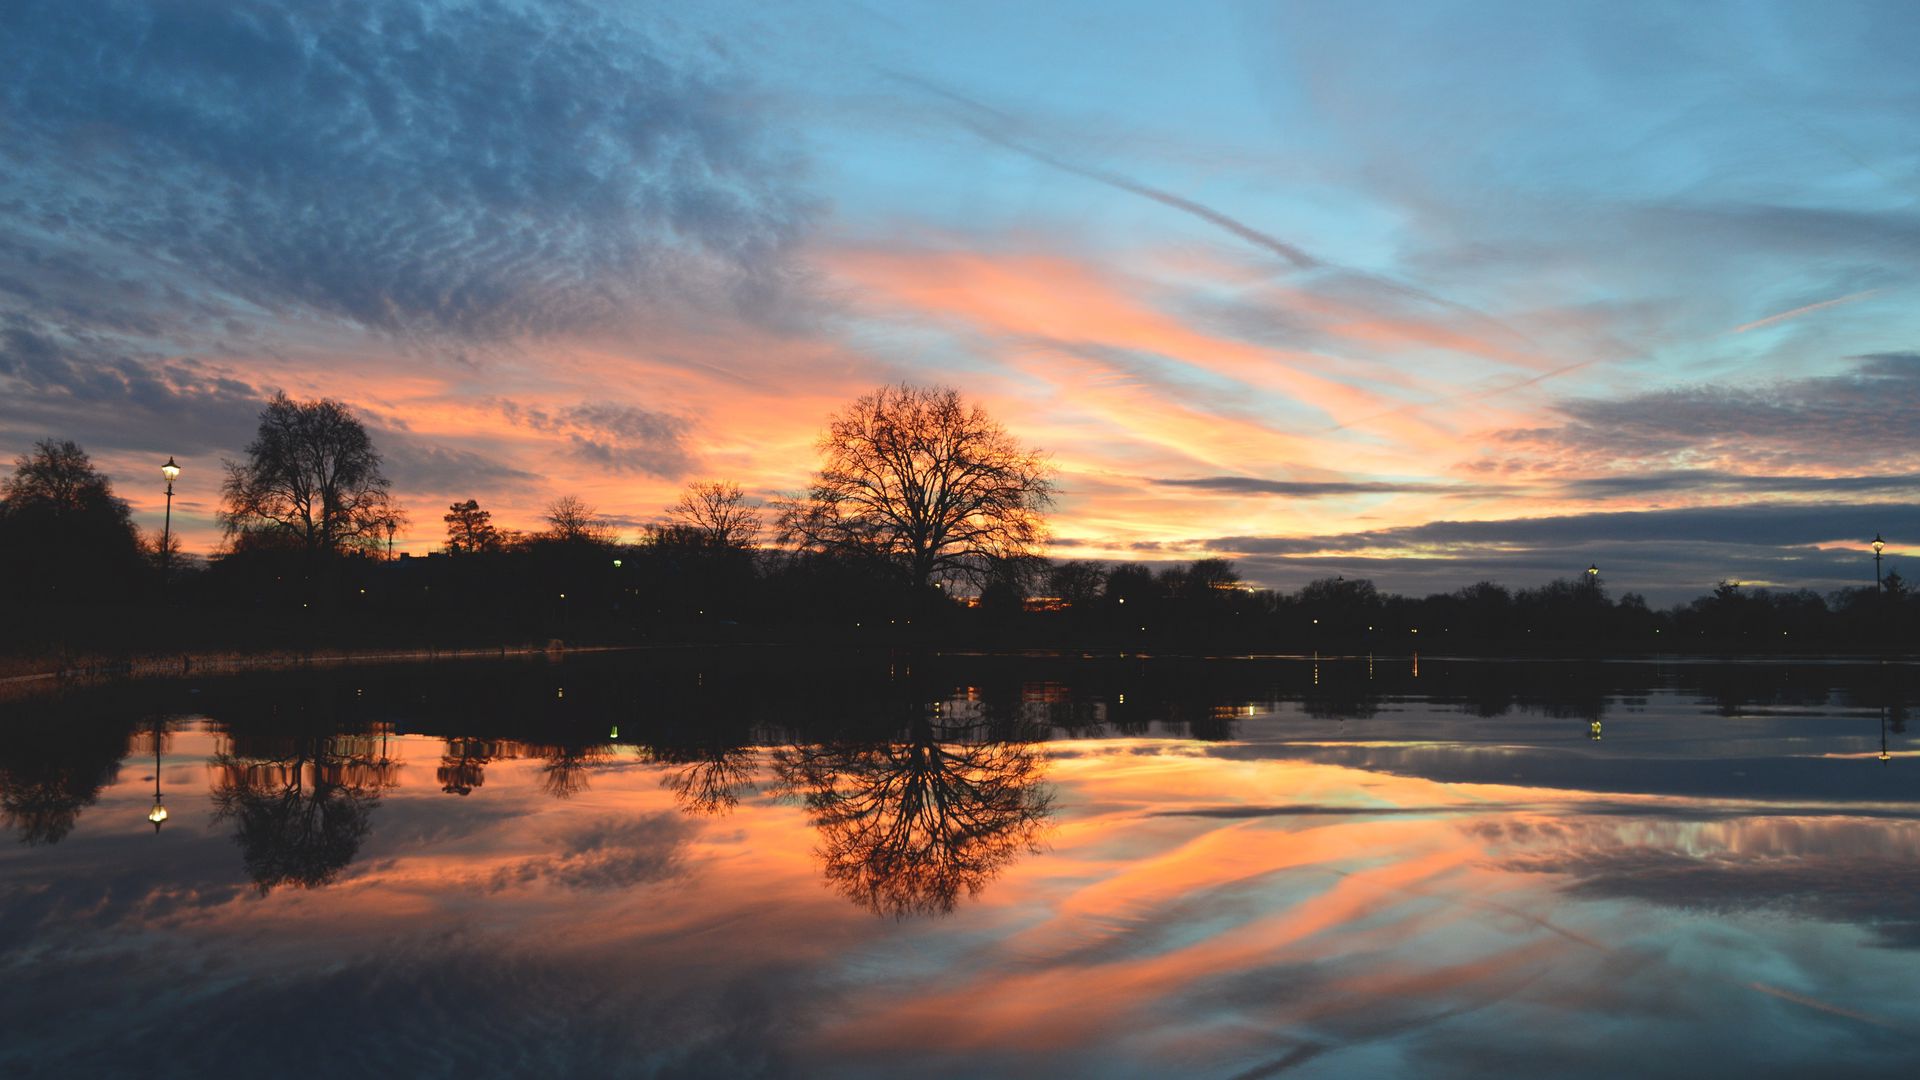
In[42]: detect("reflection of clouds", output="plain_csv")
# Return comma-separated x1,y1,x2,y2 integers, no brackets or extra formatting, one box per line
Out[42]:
8,710,1920,1077
486,813,693,892
1480,814,1920,948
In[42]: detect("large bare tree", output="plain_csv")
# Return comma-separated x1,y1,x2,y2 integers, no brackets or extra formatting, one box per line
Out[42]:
221,394,399,555
666,480,760,549
779,385,1054,589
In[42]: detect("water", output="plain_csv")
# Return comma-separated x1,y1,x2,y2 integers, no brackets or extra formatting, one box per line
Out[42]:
2,650,1917,1078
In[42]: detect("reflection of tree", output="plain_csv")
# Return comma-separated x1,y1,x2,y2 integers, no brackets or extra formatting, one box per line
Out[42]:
536,742,609,799
773,713,1052,917
0,718,132,845
210,733,394,892
437,737,495,795
651,744,758,815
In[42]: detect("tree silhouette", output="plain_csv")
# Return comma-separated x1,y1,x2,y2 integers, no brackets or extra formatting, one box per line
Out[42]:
0,439,147,603
651,743,759,815
778,384,1054,590
220,394,400,555
443,499,501,554
772,711,1053,917
666,480,761,550
437,737,495,795
210,733,392,892
543,495,614,545
0,715,132,845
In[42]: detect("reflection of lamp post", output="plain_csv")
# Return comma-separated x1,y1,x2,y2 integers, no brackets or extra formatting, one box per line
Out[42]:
1872,533,1886,590
146,721,168,833
1882,707,1892,764
160,457,180,583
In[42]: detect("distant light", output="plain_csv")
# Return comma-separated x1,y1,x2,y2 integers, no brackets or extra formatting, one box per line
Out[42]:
610,725,619,740
1587,564,1599,578
1117,597,1126,604
612,558,623,568
556,688,564,699
160,456,180,483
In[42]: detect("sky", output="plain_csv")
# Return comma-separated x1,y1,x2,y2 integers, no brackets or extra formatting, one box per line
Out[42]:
2,0,1918,602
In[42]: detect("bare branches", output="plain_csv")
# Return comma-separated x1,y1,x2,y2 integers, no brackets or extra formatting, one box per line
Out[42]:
666,480,761,549
220,393,398,555
780,384,1054,588
543,495,614,545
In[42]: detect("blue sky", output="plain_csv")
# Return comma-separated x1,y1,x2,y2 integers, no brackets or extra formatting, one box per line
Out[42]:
2,0,1917,600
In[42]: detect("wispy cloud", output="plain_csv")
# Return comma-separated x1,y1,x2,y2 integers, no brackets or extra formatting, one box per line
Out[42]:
1730,289,1881,334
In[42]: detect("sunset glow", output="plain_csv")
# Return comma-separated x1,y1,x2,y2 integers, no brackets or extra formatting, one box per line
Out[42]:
4,1,1917,602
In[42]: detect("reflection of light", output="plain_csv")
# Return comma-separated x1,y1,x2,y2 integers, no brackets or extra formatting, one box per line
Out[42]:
610,725,619,740
148,797,168,829
1589,720,1603,741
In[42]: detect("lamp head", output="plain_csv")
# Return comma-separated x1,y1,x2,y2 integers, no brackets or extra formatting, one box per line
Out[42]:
161,457,180,483
1872,533,1886,554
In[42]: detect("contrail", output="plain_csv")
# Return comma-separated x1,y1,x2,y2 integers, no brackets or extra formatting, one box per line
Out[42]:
1732,289,1880,333
890,71,1319,268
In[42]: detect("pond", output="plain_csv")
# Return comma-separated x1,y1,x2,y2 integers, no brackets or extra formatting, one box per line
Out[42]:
2,650,1917,1078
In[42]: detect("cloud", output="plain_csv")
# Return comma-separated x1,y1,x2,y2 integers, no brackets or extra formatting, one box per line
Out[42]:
0,313,266,454
0,0,815,344
1153,475,1513,498
1497,353,1920,472
488,812,694,891
497,400,695,479
1207,502,1920,556
1561,470,1920,499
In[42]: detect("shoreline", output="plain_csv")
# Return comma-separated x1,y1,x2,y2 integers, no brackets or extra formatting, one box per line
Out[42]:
5,639,1914,692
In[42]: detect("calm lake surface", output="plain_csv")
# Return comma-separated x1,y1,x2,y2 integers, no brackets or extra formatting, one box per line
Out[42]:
3,650,1917,1078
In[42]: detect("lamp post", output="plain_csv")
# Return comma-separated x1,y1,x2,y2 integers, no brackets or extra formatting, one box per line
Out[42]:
160,457,180,584
146,720,168,833
1586,564,1599,588
386,518,397,561
1872,533,1885,590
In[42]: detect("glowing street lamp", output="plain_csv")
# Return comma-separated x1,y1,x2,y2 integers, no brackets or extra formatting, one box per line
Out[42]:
159,457,180,583
1872,533,1886,590
146,723,168,833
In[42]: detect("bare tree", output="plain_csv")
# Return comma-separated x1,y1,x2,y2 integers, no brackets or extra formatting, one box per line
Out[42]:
771,712,1053,917
220,394,398,555
779,385,1054,589
443,498,500,553
666,480,761,549
543,495,613,545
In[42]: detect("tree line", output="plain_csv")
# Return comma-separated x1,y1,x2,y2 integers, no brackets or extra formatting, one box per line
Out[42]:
1,384,1912,655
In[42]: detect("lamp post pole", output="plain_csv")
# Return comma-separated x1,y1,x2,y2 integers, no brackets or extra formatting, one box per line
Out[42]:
146,719,168,833
1872,533,1885,590
160,457,180,585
